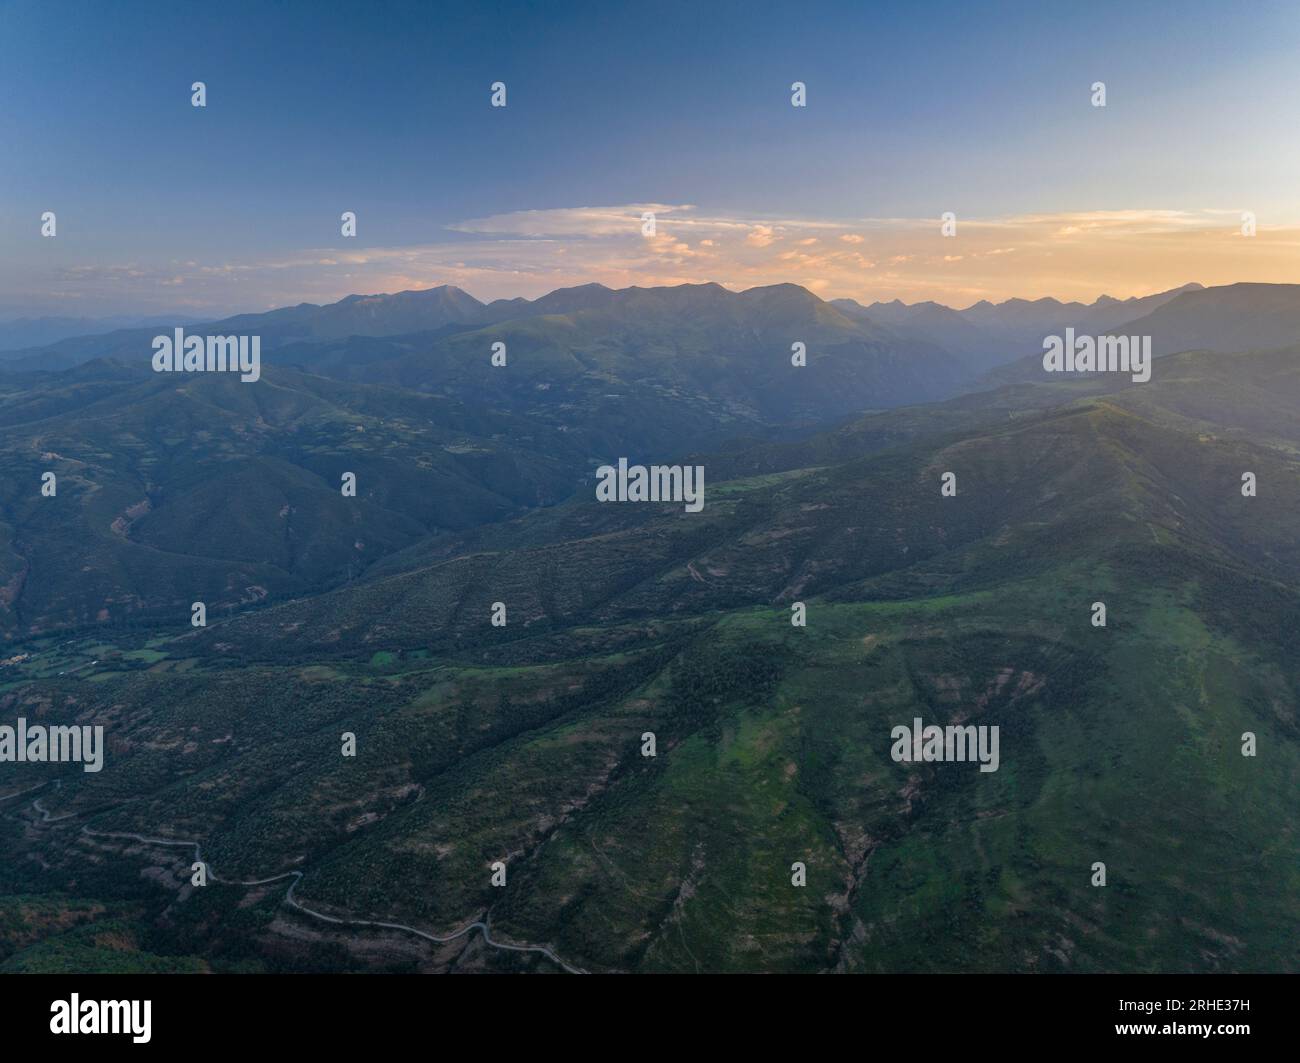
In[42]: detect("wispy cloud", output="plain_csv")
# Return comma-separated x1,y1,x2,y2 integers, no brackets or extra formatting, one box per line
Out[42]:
7,204,1299,316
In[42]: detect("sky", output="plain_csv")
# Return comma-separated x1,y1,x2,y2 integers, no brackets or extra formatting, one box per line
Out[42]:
2,0,1299,317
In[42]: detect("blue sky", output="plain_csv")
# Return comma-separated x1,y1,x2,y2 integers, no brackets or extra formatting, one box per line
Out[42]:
3,0,1299,315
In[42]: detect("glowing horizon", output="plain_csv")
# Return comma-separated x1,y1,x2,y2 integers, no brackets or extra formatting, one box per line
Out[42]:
5,0,1300,317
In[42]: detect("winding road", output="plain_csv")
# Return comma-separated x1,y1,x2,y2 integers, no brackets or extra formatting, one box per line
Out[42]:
23,781,585,974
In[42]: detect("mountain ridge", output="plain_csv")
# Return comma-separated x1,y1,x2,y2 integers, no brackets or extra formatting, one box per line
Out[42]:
0,280,1207,375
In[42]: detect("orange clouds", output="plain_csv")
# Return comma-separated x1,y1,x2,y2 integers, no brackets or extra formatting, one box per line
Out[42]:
41,204,1300,312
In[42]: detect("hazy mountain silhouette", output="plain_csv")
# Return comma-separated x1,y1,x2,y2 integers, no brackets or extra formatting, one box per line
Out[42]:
2,277,1297,977
833,283,1203,371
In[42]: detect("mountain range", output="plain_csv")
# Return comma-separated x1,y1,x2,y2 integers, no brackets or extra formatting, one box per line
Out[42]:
0,315,206,354
0,277,1297,975
832,283,1205,370
5,278,1292,638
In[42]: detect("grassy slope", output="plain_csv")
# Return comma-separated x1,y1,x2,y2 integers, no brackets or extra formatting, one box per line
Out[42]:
5,362,1297,972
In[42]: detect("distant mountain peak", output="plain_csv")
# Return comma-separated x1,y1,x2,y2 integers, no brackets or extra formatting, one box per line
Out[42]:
738,282,824,304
